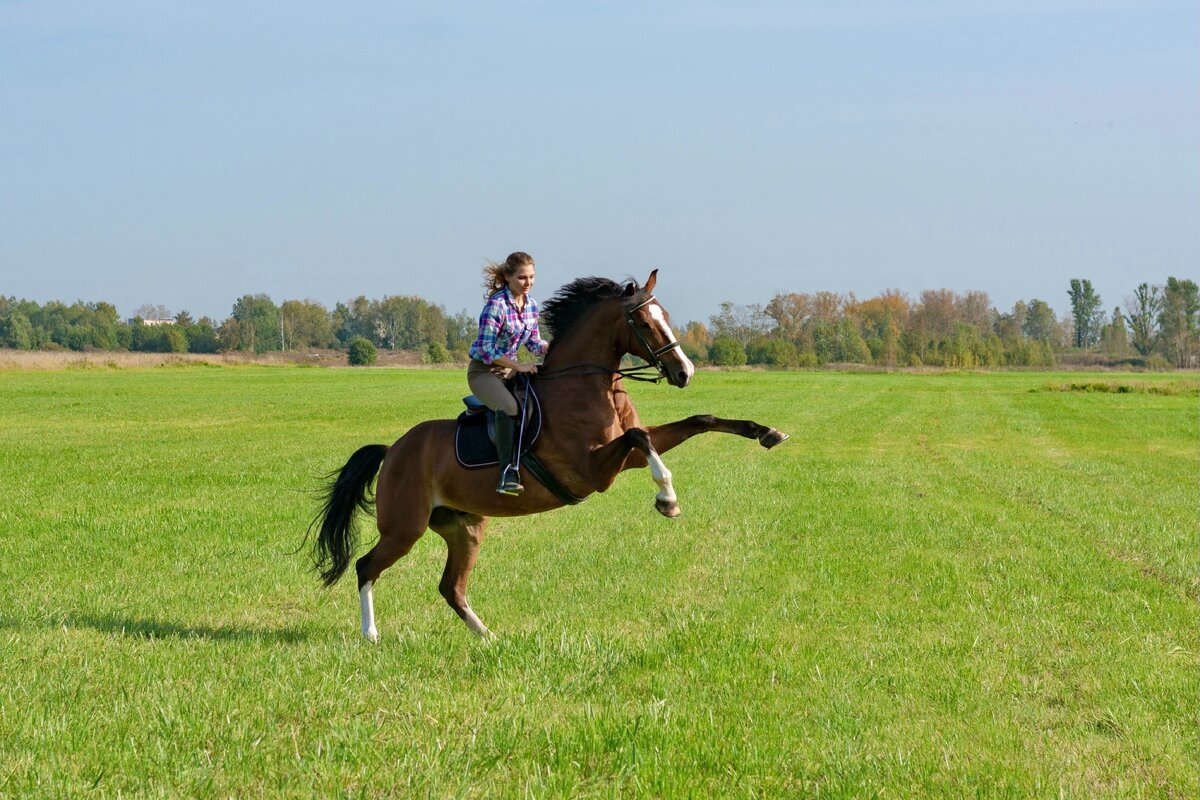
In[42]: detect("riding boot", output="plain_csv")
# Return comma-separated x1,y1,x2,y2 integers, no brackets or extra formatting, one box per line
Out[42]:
494,413,524,496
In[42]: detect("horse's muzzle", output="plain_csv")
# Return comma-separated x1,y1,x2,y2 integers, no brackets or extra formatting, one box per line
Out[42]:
666,358,693,388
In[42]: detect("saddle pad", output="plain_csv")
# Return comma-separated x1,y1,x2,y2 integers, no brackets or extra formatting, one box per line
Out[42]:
455,385,543,469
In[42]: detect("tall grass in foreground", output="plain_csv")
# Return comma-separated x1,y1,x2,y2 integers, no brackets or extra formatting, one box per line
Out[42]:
0,368,1195,798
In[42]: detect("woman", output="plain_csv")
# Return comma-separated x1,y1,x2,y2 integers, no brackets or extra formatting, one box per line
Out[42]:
467,251,550,495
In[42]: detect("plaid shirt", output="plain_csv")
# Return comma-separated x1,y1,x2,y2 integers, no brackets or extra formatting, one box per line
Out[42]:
468,287,549,365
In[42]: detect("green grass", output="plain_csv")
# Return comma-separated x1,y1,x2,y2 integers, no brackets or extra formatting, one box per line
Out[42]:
0,366,1195,798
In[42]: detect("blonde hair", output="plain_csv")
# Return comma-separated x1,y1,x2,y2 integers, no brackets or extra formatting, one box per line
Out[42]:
483,251,535,297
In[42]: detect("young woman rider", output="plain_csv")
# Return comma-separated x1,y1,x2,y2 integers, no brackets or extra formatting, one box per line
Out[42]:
467,251,549,495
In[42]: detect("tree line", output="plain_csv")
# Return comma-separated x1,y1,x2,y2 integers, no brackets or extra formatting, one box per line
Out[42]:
1,277,1196,368
689,277,1197,369
0,294,476,363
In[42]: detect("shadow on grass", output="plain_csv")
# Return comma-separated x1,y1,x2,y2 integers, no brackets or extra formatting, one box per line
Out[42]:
35,612,315,644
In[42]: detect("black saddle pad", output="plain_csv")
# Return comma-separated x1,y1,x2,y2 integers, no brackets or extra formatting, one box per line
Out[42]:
455,383,543,469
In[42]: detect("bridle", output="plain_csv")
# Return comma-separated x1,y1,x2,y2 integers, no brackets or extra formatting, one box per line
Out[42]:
539,294,683,384
625,295,683,379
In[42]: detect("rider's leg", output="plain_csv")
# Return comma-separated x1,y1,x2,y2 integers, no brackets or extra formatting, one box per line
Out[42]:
492,412,524,495
467,360,523,495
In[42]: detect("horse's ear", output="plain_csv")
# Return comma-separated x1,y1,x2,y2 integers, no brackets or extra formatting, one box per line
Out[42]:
645,269,658,293
624,281,637,297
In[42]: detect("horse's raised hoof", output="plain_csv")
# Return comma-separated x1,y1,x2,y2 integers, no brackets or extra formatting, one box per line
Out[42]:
362,627,380,644
656,498,682,518
759,429,789,449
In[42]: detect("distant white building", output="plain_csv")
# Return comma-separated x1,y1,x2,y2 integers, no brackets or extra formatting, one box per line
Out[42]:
126,318,174,326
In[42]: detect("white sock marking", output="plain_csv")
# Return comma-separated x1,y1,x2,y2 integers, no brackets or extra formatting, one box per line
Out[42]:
360,581,379,643
645,447,677,505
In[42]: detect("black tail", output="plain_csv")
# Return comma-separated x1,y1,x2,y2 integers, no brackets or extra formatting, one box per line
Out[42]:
310,444,388,587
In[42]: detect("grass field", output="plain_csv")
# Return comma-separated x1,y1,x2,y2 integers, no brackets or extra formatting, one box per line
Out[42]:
0,366,1196,798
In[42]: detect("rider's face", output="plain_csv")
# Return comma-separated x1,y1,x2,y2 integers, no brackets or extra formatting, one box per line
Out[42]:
507,265,535,298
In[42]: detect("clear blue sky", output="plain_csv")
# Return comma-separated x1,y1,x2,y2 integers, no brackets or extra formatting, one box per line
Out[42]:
2,1,1196,325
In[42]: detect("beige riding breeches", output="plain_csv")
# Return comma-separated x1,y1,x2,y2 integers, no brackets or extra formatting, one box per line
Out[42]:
467,359,518,416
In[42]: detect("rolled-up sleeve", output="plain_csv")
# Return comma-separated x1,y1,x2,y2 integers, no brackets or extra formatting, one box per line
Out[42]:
524,318,549,357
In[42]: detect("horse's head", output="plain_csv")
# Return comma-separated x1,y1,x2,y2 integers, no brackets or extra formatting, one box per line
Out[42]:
623,270,695,388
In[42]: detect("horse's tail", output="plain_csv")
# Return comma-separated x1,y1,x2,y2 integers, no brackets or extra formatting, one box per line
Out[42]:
311,444,389,588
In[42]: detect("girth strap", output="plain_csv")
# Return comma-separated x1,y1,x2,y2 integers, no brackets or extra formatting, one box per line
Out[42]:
519,452,587,506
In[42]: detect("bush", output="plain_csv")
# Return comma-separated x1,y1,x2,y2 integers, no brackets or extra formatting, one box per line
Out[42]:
423,341,449,364
709,336,747,366
1145,353,1171,371
746,337,798,367
348,337,377,366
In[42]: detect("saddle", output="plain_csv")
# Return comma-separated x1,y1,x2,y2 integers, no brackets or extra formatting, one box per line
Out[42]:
453,380,585,505
454,380,543,469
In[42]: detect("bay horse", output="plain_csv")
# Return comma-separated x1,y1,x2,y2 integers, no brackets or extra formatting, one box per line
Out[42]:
311,270,788,640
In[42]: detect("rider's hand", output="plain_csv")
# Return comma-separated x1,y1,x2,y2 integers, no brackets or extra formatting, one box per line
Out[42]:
517,363,539,375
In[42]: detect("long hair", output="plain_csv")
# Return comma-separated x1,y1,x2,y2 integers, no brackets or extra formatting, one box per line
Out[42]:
483,251,535,297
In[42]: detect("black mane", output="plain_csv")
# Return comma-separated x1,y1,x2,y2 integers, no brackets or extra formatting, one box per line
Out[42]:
540,276,643,342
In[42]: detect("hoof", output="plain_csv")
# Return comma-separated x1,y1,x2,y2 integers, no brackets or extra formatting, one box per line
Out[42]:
362,627,379,644
759,429,789,449
656,498,682,518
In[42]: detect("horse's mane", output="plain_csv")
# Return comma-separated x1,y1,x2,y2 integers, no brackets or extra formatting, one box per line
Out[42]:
540,276,643,342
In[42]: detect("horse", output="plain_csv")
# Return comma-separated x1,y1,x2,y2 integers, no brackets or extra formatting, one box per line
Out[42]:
310,270,788,640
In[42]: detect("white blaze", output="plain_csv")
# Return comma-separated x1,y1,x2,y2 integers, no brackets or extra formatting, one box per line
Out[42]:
647,303,695,381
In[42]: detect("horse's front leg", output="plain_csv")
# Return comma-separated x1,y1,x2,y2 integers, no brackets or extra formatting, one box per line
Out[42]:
586,429,681,518
648,415,788,456
619,428,680,518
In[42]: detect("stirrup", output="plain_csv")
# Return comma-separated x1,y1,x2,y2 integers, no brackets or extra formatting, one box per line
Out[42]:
497,464,524,496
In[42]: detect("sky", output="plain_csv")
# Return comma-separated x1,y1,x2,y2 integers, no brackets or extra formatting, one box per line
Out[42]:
2,1,1197,325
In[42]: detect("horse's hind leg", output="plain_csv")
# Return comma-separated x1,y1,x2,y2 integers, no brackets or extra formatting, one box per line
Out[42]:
354,499,430,643
428,507,492,638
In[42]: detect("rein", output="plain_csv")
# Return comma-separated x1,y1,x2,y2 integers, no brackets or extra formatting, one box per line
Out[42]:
538,295,681,384
537,361,666,383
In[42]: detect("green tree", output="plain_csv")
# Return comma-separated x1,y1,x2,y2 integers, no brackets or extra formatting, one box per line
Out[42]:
186,317,220,354
1022,299,1057,344
280,299,336,349
230,294,281,353
746,337,798,367
164,325,189,353
217,317,246,352
1159,277,1199,368
1124,283,1162,357
336,296,375,347
1099,306,1129,357
446,310,477,356
0,311,34,349
1067,279,1103,349
131,321,172,352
